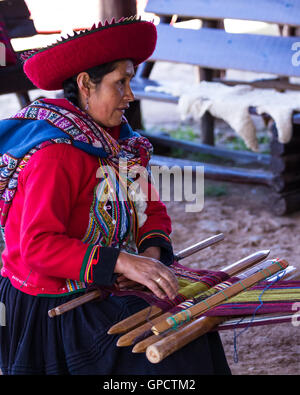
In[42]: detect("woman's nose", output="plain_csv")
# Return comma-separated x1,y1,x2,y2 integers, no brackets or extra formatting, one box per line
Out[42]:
125,83,135,102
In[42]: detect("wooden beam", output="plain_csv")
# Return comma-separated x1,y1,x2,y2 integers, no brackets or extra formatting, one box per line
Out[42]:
146,0,300,27
140,130,271,166
150,155,274,186
150,25,300,77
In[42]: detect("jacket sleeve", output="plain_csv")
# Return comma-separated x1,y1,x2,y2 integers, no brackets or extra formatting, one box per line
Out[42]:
19,144,118,287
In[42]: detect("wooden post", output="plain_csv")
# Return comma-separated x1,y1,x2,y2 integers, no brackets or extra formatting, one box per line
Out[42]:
98,0,137,22
196,19,224,146
270,122,300,215
98,0,142,129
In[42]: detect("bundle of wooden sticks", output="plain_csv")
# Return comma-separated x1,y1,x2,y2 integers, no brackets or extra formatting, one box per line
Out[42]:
48,234,299,364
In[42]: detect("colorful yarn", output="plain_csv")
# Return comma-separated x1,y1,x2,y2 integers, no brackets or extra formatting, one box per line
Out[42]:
137,230,171,249
65,279,86,293
166,309,192,329
204,280,300,318
111,262,230,311
232,271,285,363
83,245,100,284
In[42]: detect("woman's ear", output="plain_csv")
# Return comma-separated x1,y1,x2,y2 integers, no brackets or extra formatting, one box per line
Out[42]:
76,72,91,98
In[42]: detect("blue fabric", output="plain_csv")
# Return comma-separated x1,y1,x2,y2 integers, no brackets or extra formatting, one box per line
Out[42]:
0,118,138,160
0,276,231,375
119,122,140,140
0,119,67,157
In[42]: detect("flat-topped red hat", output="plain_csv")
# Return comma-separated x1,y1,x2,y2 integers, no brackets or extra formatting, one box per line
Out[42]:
21,16,157,91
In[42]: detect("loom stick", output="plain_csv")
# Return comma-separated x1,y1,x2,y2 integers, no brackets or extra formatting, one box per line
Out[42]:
132,332,165,353
108,305,162,335
266,265,296,282
134,303,296,354
108,249,270,335
282,267,300,281
48,289,102,318
216,312,295,330
48,234,225,319
151,259,289,335
139,268,297,356
132,258,279,352
221,250,270,276
132,316,222,353
146,316,225,363
146,311,295,364
108,234,224,334
117,310,175,346
116,256,274,346
173,233,224,261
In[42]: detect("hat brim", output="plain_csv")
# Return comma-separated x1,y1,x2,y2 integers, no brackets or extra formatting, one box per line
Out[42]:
23,20,157,91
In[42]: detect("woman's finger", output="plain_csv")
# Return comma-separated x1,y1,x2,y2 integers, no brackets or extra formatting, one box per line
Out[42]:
152,273,178,300
146,278,169,300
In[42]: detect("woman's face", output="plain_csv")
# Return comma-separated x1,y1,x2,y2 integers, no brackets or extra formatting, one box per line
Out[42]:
79,59,135,128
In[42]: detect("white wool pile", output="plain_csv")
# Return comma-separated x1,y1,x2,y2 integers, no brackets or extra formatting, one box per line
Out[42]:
145,81,300,151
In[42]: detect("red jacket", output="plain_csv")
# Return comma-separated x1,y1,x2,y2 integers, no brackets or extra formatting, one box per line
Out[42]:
1,142,172,296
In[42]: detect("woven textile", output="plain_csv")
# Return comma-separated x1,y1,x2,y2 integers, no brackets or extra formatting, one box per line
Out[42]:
205,280,300,317
109,261,300,323
110,261,230,311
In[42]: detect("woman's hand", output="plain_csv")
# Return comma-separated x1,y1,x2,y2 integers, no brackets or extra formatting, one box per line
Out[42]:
114,250,178,300
115,247,162,291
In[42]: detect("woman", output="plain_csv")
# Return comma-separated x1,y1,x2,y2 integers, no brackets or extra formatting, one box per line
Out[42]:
0,17,231,375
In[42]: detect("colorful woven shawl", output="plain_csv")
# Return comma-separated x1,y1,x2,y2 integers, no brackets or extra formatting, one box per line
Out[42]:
0,99,153,249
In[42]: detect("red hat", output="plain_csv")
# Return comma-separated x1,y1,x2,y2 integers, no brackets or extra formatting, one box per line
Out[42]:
21,17,157,91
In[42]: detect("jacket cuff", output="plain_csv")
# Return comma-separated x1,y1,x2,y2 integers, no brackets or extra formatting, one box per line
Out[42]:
138,231,174,266
80,245,120,286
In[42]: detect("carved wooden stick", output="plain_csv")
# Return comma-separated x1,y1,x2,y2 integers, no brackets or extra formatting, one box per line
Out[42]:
133,263,295,353
146,311,294,364
108,249,270,335
151,259,288,336
116,254,273,346
146,316,224,363
48,289,102,318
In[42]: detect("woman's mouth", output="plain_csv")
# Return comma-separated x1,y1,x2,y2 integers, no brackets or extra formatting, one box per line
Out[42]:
117,106,129,113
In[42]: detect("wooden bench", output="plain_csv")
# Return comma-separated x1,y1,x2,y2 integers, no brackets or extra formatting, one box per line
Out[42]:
129,0,300,215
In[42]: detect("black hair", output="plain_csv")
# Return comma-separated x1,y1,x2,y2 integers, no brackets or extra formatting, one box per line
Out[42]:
62,61,118,107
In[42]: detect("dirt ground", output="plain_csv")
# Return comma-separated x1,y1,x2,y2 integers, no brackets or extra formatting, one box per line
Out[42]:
164,180,300,375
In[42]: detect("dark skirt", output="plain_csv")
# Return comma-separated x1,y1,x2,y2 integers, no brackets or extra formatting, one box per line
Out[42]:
0,276,231,375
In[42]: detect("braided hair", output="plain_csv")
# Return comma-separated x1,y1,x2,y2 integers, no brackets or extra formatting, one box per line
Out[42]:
62,61,118,107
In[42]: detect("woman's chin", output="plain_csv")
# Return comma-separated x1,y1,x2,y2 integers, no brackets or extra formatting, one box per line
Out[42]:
95,118,122,129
